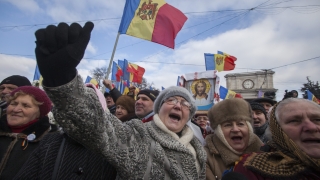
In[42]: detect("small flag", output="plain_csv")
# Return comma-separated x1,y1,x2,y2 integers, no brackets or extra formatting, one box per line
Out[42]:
33,65,43,86
177,76,185,86
204,53,236,72
127,62,145,84
219,86,241,99
307,90,320,104
162,86,165,90
258,90,264,98
118,0,187,49
85,76,99,88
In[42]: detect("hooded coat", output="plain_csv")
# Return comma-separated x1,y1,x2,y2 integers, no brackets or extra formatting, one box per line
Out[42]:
43,75,207,180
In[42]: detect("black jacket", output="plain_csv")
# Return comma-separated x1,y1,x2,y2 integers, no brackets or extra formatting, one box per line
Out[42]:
0,115,54,180
14,132,117,180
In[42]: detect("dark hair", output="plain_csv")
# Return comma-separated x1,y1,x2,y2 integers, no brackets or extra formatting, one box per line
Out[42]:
282,90,294,100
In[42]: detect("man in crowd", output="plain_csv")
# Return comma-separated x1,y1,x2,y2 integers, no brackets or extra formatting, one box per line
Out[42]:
135,89,159,122
250,102,270,143
253,91,276,113
0,75,31,117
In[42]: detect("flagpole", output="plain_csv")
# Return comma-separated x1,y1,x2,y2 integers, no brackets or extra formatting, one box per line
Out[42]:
101,32,120,93
106,32,120,80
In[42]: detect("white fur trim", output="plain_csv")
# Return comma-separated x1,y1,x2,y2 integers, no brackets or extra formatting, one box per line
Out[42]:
153,114,200,173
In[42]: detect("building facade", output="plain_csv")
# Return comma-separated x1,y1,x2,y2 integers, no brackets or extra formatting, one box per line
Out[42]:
225,70,277,100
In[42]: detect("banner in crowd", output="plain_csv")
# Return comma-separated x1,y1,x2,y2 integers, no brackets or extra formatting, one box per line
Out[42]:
118,0,187,48
181,70,220,110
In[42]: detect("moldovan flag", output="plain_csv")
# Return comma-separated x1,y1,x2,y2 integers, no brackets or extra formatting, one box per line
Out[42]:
33,64,43,86
127,62,145,84
204,53,236,72
219,86,239,99
217,51,237,62
307,90,320,104
85,76,99,88
118,0,187,49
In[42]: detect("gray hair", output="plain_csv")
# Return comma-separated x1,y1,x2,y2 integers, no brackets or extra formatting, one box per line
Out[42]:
275,98,320,123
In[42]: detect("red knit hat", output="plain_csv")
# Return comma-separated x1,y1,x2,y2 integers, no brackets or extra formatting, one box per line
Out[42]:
10,86,52,118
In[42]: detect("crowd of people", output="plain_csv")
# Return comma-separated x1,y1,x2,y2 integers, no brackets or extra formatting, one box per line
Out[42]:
0,21,319,180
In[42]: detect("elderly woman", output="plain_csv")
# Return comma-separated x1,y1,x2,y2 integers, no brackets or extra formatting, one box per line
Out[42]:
233,98,320,179
0,86,53,179
115,95,137,122
205,98,263,180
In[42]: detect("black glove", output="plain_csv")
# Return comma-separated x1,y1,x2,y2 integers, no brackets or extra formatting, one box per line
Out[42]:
35,22,94,86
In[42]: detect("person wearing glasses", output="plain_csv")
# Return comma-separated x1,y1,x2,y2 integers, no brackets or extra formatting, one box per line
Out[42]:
193,112,212,138
33,21,206,179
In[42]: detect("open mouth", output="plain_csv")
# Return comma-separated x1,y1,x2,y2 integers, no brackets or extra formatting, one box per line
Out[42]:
253,121,260,126
302,138,320,143
169,113,181,121
231,136,243,142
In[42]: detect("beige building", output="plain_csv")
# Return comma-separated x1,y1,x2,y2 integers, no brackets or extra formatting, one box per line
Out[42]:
225,70,277,100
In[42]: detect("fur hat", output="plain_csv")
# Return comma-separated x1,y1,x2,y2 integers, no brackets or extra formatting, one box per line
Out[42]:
10,86,52,118
137,89,159,102
250,102,267,119
0,75,31,87
116,95,135,114
154,86,197,119
208,98,252,129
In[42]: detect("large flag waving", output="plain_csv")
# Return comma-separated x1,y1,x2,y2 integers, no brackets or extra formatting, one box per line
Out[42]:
204,53,237,72
118,0,187,49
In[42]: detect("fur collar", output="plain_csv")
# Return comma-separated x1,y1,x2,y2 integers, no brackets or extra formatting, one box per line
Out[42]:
205,132,263,166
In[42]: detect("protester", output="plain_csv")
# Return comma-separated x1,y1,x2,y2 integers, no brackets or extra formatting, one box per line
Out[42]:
291,89,299,98
253,95,276,113
127,86,136,99
0,75,31,117
103,79,122,115
14,87,117,180
205,98,263,180
250,102,270,143
233,98,320,179
193,111,210,138
115,95,137,122
34,22,206,179
135,89,159,122
0,86,54,179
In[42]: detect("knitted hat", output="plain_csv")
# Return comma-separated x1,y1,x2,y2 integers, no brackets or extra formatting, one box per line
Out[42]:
137,89,159,102
208,98,252,130
250,102,267,119
116,95,135,114
154,86,197,119
10,86,52,118
0,75,31,87
104,92,110,97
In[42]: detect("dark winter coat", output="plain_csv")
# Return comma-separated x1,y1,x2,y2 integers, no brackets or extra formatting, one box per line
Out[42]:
14,132,117,180
0,115,54,180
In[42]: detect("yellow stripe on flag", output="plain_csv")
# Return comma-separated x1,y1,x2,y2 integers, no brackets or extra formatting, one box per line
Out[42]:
226,90,236,99
127,0,166,41
215,54,226,72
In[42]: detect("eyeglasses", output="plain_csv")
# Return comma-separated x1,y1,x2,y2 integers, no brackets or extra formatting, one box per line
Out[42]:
195,116,208,121
164,97,191,110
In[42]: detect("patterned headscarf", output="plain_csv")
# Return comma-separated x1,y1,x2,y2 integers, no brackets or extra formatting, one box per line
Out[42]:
243,99,320,178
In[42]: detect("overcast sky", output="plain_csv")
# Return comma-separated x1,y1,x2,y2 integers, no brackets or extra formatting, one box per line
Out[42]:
0,0,319,101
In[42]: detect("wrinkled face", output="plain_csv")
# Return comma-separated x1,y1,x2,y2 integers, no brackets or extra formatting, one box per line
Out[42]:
105,95,115,108
194,115,209,129
278,101,320,159
0,84,18,101
115,105,128,119
196,83,205,95
158,96,190,133
260,102,273,113
135,94,154,118
221,120,250,152
7,95,40,127
252,110,267,127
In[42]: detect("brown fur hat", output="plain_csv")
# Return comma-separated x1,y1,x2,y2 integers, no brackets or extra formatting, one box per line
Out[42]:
208,98,252,130
116,95,135,114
